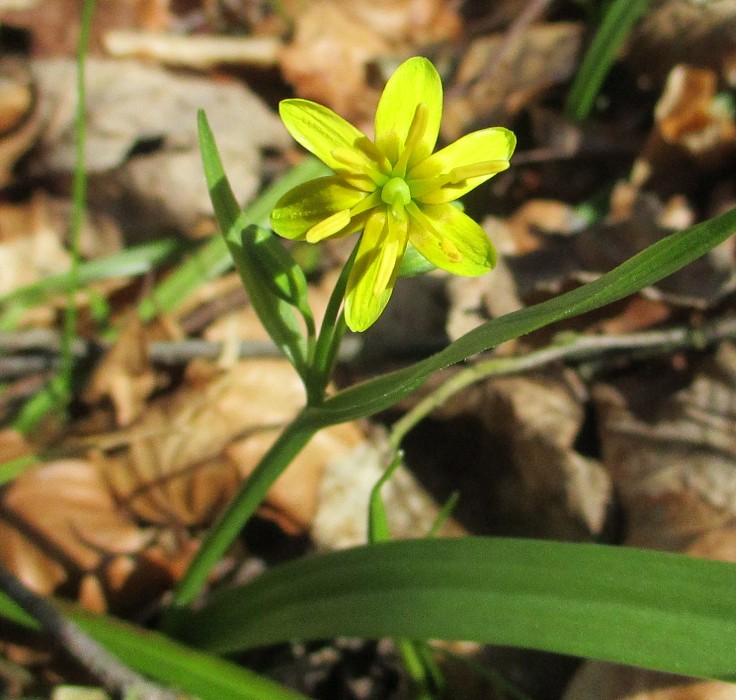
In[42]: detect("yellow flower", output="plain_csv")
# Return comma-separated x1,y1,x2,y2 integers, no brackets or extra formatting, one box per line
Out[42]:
270,57,516,332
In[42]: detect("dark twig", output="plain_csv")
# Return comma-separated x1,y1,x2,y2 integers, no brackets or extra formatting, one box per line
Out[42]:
0,563,187,699
0,331,364,380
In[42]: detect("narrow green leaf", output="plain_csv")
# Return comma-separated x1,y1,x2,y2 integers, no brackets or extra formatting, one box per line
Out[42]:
368,452,403,544
197,109,308,376
242,224,314,337
309,207,736,425
0,454,40,487
0,593,308,700
70,610,310,700
0,238,185,331
0,591,39,629
566,0,650,121
174,538,736,683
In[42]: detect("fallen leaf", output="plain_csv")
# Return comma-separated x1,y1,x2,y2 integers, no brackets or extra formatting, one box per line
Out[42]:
280,0,460,128
632,64,736,193
311,437,465,551
0,193,70,297
443,22,583,139
0,55,39,187
505,184,736,314
0,458,152,603
406,368,612,540
628,0,736,85
81,314,158,426
593,341,736,553
29,58,290,237
563,663,736,700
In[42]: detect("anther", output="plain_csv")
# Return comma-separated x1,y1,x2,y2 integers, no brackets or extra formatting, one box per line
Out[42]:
306,209,351,242
449,160,509,184
392,103,429,178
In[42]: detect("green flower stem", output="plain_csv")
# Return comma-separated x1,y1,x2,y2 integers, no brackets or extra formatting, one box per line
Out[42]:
12,0,96,434
306,243,357,403
165,412,320,614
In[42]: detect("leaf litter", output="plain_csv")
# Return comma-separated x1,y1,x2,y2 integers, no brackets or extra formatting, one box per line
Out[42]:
0,1,736,698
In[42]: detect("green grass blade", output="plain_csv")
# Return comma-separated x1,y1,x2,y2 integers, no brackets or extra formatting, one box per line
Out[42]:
0,591,39,629
0,594,309,700
0,238,185,329
311,207,736,425
566,0,649,121
174,537,736,683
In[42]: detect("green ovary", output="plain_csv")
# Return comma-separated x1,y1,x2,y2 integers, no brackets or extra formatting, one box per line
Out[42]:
381,177,412,209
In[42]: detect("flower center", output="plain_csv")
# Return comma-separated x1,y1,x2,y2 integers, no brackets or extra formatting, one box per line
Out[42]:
381,177,412,212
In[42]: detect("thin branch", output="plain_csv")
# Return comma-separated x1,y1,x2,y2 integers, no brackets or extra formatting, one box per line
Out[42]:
0,563,187,700
0,331,365,380
388,315,736,451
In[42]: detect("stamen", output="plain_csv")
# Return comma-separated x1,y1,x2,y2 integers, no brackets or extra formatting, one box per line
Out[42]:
349,190,382,218
332,139,392,177
392,102,429,178
306,209,351,243
407,173,452,199
373,237,398,297
449,160,509,183
331,147,385,190
354,137,393,175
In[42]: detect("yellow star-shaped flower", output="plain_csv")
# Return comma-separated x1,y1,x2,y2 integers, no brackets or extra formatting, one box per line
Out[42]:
271,56,516,332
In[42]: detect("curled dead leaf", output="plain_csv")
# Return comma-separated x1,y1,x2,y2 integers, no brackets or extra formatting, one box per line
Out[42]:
81,314,158,427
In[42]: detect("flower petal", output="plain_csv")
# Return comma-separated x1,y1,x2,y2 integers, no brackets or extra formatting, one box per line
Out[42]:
374,57,443,170
410,127,516,204
407,202,496,275
345,210,408,332
270,176,368,240
279,100,384,182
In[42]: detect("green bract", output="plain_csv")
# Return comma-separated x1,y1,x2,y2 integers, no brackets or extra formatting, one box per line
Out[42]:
270,56,516,332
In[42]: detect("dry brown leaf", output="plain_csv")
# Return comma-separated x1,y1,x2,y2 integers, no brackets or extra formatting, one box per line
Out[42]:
0,458,152,604
563,663,736,700
443,22,583,139
565,344,736,700
410,369,611,539
593,341,736,553
312,438,465,551
0,428,34,463
628,0,736,85
82,314,158,426
0,193,70,297
1,353,364,608
29,58,289,237
280,0,461,128
506,184,736,314
632,65,736,193
98,354,364,535
0,0,173,56
0,55,40,187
